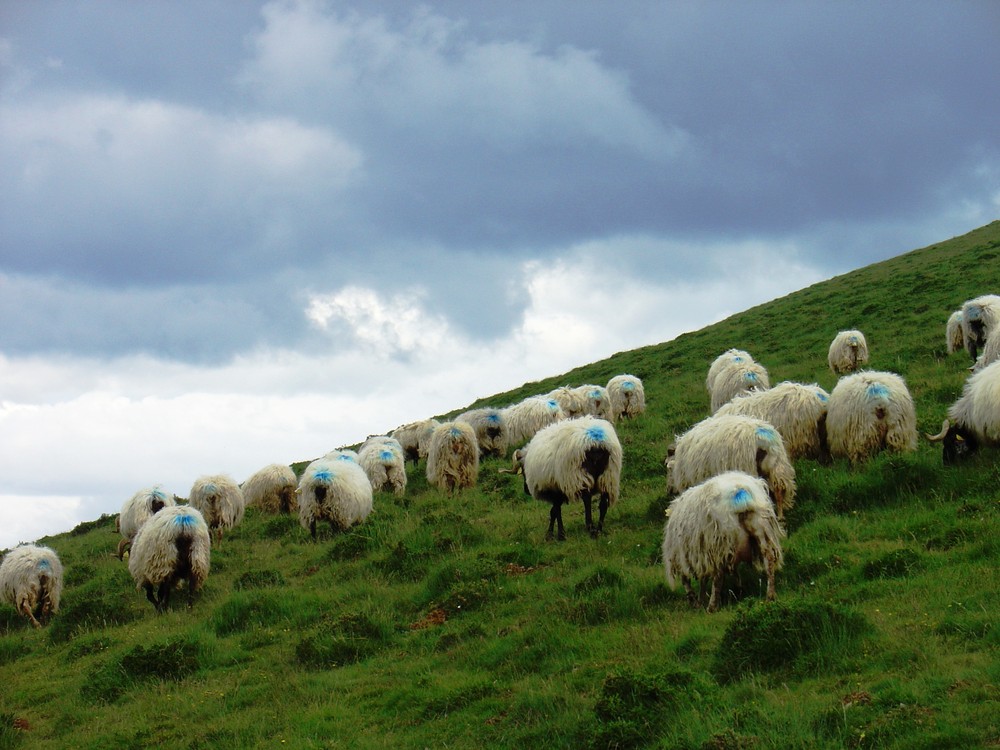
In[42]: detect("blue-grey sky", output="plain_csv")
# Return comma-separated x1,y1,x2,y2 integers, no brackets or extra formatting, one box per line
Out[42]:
1,0,998,547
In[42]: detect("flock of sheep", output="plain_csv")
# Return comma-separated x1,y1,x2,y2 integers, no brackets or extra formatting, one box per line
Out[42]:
3,293,999,627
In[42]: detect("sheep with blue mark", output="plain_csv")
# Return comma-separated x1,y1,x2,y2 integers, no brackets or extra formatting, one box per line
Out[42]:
573,384,615,422
826,370,918,464
547,385,589,418
117,485,176,560
0,544,64,628
828,329,870,374
297,457,374,538
960,294,1000,363
926,359,1000,464
503,416,622,540
666,413,795,520
501,395,566,449
391,419,441,464
706,349,755,394
709,358,771,413
128,505,210,612
425,421,480,494
324,448,359,463
188,474,245,543
358,436,407,496
241,464,298,515
606,374,646,421
946,309,965,355
455,407,509,458
662,471,784,612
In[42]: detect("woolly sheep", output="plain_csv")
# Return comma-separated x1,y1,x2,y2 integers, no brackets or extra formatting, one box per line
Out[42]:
667,413,796,519
606,374,646,421
972,325,1000,373
188,474,245,542
926,359,1000,463
358,436,407,496
547,386,589,418
128,505,210,612
501,395,565,448
241,464,298,514
960,294,1000,362
826,370,918,463
715,382,831,462
946,310,965,355
0,545,63,628
391,419,441,464
573,384,615,422
324,448,360,463
297,457,374,538
662,471,784,612
709,359,771,413
117,485,176,559
455,407,508,458
706,349,755,394
425,421,480,494
828,330,870,374
506,416,622,540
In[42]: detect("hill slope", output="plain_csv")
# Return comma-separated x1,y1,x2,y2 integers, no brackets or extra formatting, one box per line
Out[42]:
2,221,999,749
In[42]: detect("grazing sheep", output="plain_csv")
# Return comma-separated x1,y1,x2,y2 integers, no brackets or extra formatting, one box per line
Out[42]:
715,382,831,462
358,436,407,496
709,359,771,413
662,471,784,612
667,414,796,519
297,457,374,538
826,370,918,463
972,325,1000,373
0,545,63,628
425,421,480,494
926,359,1000,463
391,419,441,464
573,384,615,422
960,294,1000,362
607,374,646,420
502,396,565,448
506,416,622,540
128,505,211,612
117,485,176,560
547,386,589,418
188,474,245,542
455,407,508,458
706,349,755,394
241,464,298,515
828,330,870,374
946,310,965,355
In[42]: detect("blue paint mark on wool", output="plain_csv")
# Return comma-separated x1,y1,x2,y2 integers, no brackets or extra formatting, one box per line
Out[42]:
336,454,355,462
731,488,753,510
755,426,776,442
733,356,744,363
585,425,606,443
621,381,635,391
173,514,198,529
151,488,167,501
450,427,462,438
967,306,983,321
744,372,758,383
380,450,394,461
486,414,501,424
37,559,51,572
867,383,890,400
816,391,829,403
546,399,559,411
313,469,333,483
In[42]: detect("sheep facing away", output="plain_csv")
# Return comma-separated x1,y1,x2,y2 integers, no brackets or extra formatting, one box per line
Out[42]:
455,407,509,458
128,505,211,612
297,457,374,538
425,421,480,494
826,370,918,463
709,359,770,413
828,330,870,374
358,436,407,496
391,419,441,464
946,310,965,355
504,416,622,540
502,396,565,448
574,385,615,422
607,374,646,421
241,464,298,514
0,545,64,628
117,485,176,560
547,386,589,419
972,324,1000,373
705,349,755,394
662,471,784,612
188,474,245,542
926,359,1000,463
961,294,1000,362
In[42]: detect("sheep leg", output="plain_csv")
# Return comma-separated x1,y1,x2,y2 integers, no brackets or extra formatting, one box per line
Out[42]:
707,571,724,613
309,519,318,540
581,490,597,537
764,552,777,602
545,502,566,541
18,600,41,629
596,492,609,534
156,580,172,613
681,576,698,607
143,582,159,608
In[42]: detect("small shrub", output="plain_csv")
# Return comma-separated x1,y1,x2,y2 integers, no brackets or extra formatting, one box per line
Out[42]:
48,576,142,644
0,636,30,667
211,592,300,637
861,548,924,580
233,569,286,590
261,515,298,540
81,638,200,704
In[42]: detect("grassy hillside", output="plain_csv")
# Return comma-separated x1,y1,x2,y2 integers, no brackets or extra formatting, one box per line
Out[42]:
3,222,999,749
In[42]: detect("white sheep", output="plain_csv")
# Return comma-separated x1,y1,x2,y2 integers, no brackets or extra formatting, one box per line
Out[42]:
117,485,176,560
188,474,245,542
960,294,1000,363
128,505,211,612
455,407,508,458
391,419,441,464
606,374,646,421
662,471,784,612
297,457,374,538
501,396,566,448
826,370,918,463
0,545,64,628
505,416,622,540
706,349,755,394
425,421,480,494
926,359,1000,463
324,448,360,463
358,436,407,496
547,386,589,418
709,359,771,413
828,330,870,374
241,464,298,515
946,310,965,355
573,384,615,422
714,382,831,461
667,413,796,520
972,325,1000,373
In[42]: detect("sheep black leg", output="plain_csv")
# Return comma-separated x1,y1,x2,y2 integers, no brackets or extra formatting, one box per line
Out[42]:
187,578,197,609
681,576,698,608
582,491,596,537
310,519,317,540
707,571,724,613
143,582,159,608
546,502,566,541
596,493,609,534
156,580,172,613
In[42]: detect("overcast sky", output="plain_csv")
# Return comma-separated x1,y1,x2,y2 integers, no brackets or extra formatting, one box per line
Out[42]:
1,1,998,549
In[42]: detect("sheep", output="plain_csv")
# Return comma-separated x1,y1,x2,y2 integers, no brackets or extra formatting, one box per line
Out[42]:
606,374,646,421
946,310,965,355
666,413,796,520
971,324,1000,373
358,436,407,496
187,474,245,542
128,505,211,612
960,294,1000,362
391,418,441,464
425,421,480,494
709,359,771,413
714,382,831,462
573,384,615,422
828,330,870,374
324,448,360,463
117,485,176,560
241,464,298,515
661,471,784,612
826,370,918,463
297,457,374,538
547,386,589,418
706,349,755,394
501,395,565,448
926,359,1000,463
504,416,622,540
455,407,508,458
0,545,64,628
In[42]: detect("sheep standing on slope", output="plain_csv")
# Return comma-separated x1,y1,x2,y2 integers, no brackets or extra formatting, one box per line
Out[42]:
826,371,918,463
607,374,646,421
662,472,784,612
425,421,479,494
358,436,407,496
506,416,622,540
547,386,589,418
706,349,755,394
709,359,771,413
574,385,615,422
455,407,509,458
972,325,1000,372
297,457,374,538
188,474,245,542
502,396,565,448
828,330,870,374
242,464,298,514
128,505,210,612
960,294,1000,363
117,485,175,559
946,310,965,355
0,545,63,628
391,419,441,464
926,359,1000,463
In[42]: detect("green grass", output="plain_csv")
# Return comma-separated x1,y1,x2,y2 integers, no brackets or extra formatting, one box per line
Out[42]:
2,221,1000,748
